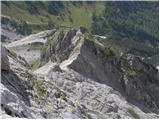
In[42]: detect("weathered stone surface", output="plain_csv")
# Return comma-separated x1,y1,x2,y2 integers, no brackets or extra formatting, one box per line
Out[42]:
40,28,158,115
42,30,159,114
1,46,10,71
119,54,159,113
40,28,77,65
33,69,157,119
1,47,35,118
1,15,25,44
6,29,56,63
1,29,158,119
0,83,33,118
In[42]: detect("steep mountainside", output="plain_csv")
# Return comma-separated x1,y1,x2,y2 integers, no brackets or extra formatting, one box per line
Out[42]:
91,1,159,66
1,28,158,119
1,1,158,66
1,1,104,32
6,29,56,64
40,28,159,113
1,1,159,119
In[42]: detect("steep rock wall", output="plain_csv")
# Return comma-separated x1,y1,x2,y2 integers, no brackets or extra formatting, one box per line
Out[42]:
40,28,159,113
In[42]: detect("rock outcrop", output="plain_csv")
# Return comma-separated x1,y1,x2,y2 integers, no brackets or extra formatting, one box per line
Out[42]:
1,46,10,71
2,28,159,119
6,29,56,63
1,46,36,118
1,15,25,44
41,28,159,114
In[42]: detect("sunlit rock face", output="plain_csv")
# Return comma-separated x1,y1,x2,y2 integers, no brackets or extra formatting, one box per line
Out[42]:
40,28,159,114
1,28,158,119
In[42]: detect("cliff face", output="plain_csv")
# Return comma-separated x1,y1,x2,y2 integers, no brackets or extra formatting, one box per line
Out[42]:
41,28,159,113
6,29,56,64
1,46,33,118
1,16,25,44
1,28,159,119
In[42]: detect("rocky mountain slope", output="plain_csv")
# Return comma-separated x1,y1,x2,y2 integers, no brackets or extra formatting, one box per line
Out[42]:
1,15,25,44
1,28,159,119
2,1,158,67
6,29,55,64
91,1,159,66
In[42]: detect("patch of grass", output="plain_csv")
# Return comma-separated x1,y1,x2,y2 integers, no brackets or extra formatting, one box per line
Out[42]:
127,107,140,119
152,107,159,114
26,72,32,79
61,94,68,102
2,2,105,31
67,4,92,28
85,32,115,56
2,3,45,24
83,112,88,119
143,55,158,67
69,101,75,107
55,86,68,102
32,79,47,98
121,68,136,77
25,72,48,100
31,59,40,70
41,31,59,54
98,38,124,56
147,100,159,114
55,86,76,107
100,46,115,56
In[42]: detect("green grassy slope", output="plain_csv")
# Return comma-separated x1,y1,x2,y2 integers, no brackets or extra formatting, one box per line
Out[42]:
1,1,158,66
2,1,105,32
90,1,159,66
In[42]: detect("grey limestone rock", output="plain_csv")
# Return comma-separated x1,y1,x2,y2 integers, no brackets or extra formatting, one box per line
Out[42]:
1,46,10,71
1,28,159,119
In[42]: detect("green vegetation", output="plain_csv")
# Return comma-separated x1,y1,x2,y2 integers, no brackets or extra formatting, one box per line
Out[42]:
32,79,47,98
55,86,68,102
41,37,53,55
85,32,115,56
41,31,59,59
31,58,40,70
2,16,32,35
127,107,140,119
91,1,158,44
147,99,159,114
2,1,105,32
2,1,158,66
48,1,64,15
100,45,115,56
121,68,136,77
82,112,88,119
55,86,75,107
69,101,75,107
25,71,50,105
152,107,159,114
91,1,159,66
143,55,159,67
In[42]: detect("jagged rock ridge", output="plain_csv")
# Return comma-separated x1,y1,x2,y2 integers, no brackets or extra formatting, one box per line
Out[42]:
41,28,159,113
1,28,159,119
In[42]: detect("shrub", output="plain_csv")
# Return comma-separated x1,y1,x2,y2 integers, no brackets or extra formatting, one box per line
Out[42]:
48,1,64,15
55,86,68,102
127,107,140,119
32,79,46,98
31,59,40,70
121,68,136,76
